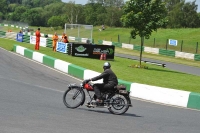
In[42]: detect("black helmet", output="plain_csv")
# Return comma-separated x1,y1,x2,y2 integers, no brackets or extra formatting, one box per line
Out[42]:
103,62,111,70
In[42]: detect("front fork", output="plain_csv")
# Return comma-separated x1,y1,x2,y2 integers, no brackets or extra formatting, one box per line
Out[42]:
69,86,86,106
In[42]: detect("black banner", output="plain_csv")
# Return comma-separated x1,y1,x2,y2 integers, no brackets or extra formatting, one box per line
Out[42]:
71,44,115,59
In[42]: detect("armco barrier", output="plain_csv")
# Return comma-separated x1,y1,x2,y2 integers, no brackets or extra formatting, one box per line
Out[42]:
175,51,194,60
133,45,144,51
98,39,200,61
144,47,159,54
122,43,134,50
98,40,103,45
194,54,200,61
112,42,122,48
159,49,175,57
12,45,200,111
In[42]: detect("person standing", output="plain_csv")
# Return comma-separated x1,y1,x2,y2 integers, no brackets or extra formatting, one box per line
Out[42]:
35,28,41,50
52,32,59,52
61,33,66,41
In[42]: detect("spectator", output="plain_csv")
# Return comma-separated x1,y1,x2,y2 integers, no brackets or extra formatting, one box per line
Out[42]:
52,32,59,52
61,33,66,41
61,32,69,43
35,28,41,50
63,35,69,43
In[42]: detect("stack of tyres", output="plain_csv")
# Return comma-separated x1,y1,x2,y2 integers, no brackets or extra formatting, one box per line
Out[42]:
23,34,30,43
0,31,6,37
46,38,53,48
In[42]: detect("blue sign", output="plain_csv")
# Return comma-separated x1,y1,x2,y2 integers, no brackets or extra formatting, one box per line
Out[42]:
169,39,178,46
16,33,23,42
56,42,68,53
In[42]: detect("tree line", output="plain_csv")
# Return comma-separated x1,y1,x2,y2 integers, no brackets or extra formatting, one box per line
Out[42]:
0,0,200,28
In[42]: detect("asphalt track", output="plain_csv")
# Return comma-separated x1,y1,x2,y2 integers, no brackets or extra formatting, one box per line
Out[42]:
0,48,200,133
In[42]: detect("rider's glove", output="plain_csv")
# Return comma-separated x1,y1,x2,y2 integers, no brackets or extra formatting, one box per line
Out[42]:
83,79,90,84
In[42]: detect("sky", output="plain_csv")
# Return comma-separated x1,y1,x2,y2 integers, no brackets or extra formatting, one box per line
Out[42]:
61,0,200,12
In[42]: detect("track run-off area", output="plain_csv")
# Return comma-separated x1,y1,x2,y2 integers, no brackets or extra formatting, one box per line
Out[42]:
0,48,200,133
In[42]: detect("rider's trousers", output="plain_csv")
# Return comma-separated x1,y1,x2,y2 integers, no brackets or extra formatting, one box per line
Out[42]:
93,83,114,99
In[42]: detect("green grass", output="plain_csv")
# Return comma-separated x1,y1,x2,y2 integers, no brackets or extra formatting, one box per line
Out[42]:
0,38,200,93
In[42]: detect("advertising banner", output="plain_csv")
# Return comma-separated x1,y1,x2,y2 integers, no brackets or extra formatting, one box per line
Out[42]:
16,33,23,42
71,44,115,59
56,42,68,53
30,36,47,47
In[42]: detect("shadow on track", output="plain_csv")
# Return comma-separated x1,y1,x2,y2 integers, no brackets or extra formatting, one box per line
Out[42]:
77,108,143,117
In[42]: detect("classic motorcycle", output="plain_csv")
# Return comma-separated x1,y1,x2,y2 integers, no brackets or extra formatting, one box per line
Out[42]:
63,82,132,115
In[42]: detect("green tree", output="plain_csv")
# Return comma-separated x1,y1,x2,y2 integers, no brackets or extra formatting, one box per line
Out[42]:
0,12,3,20
181,1,199,28
105,7,123,27
121,0,168,66
84,3,98,25
165,0,185,28
10,6,27,21
47,16,65,27
62,2,83,24
0,0,8,14
8,3,19,12
88,0,125,7
22,8,41,26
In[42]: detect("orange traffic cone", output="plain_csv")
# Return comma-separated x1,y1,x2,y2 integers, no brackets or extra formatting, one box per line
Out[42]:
100,53,107,60
103,53,107,60
100,54,103,60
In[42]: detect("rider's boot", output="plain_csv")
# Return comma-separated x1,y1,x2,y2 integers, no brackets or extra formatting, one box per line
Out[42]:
85,100,96,108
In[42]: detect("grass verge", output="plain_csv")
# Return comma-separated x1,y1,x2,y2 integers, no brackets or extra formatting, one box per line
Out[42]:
0,38,200,93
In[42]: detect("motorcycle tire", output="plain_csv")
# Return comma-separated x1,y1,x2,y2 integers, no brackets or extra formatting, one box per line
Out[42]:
107,94,130,115
63,87,85,109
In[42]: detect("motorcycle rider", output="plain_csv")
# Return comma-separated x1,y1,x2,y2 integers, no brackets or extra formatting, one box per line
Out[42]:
83,62,118,103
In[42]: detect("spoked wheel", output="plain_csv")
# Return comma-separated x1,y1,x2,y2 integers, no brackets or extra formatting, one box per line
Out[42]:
108,94,130,115
63,87,85,109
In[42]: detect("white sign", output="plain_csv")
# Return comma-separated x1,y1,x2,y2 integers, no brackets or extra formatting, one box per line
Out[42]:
30,36,47,47
169,39,178,46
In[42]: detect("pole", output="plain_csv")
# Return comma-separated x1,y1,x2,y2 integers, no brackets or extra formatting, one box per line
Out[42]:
196,42,198,54
166,39,168,50
153,38,155,47
181,40,183,52
64,23,66,34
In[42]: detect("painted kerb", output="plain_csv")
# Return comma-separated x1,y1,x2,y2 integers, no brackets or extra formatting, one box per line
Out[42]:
13,45,200,111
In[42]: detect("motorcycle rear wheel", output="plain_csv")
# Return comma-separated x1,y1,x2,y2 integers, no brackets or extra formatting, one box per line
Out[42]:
63,87,85,109
108,94,130,115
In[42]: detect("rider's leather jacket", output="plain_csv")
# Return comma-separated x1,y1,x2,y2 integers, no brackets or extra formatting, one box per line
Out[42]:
91,68,118,86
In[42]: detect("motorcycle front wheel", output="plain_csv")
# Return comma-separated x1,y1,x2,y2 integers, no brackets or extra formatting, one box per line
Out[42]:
108,94,130,115
63,87,85,109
